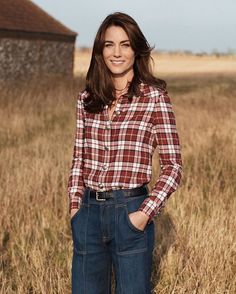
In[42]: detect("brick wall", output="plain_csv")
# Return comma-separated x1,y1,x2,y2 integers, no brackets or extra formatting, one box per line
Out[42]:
0,38,75,80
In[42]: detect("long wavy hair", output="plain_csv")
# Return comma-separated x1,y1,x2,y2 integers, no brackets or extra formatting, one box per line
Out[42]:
84,12,166,113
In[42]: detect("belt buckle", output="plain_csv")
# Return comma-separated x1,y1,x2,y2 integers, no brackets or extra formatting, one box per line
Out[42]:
96,191,106,201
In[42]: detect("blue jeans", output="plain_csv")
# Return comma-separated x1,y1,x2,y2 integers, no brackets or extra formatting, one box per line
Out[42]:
71,185,155,294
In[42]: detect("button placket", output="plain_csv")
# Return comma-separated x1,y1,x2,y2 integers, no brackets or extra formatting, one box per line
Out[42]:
99,114,112,190
105,120,111,130
100,99,122,191
104,120,111,153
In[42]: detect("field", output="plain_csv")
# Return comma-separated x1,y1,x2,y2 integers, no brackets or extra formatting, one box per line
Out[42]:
0,51,236,293
74,49,236,75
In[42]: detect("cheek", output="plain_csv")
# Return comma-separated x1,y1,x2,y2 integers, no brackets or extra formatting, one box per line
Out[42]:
103,48,111,59
128,54,135,65
126,51,135,62
102,52,109,66
102,56,111,71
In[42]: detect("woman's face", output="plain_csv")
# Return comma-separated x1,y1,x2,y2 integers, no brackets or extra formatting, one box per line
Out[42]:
102,25,135,80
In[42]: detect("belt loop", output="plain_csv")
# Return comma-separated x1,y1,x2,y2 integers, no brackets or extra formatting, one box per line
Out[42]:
86,186,91,204
145,183,149,194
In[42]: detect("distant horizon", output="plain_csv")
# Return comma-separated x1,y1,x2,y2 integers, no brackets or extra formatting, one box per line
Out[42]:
75,46,236,56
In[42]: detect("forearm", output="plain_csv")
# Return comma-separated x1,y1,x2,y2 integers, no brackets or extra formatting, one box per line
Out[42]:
67,92,86,213
138,88,183,223
138,161,183,223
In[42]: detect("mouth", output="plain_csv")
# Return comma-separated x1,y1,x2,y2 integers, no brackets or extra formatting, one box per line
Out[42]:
110,60,125,65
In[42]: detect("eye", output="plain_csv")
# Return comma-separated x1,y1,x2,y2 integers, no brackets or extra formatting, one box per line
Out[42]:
104,43,113,48
122,43,130,47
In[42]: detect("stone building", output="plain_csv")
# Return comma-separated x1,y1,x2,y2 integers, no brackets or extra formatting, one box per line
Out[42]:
0,0,77,80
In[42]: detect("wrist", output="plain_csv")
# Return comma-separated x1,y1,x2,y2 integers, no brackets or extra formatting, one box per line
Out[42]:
70,208,79,217
138,211,150,221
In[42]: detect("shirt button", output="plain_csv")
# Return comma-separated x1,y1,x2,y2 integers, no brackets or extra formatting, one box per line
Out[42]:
105,125,111,130
102,164,108,170
104,145,109,151
98,183,104,188
116,110,120,115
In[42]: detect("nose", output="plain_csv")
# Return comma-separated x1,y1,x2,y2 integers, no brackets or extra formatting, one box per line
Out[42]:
113,45,121,57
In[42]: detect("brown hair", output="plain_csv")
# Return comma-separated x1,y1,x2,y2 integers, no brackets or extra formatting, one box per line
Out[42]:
84,12,166,113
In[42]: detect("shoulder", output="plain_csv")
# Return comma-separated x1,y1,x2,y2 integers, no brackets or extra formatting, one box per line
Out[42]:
77,89,90,101
140,82,169,102
76,90,90,110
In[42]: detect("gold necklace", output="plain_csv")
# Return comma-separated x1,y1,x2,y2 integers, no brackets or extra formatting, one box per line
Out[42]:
109,82,130,109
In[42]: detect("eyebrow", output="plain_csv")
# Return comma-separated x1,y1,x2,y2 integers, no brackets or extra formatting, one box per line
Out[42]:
104,40,130,44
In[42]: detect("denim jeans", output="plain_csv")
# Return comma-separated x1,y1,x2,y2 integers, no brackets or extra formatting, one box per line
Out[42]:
70,185,155,294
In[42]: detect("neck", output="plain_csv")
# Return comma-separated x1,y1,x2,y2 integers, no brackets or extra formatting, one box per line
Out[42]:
112,69,134,91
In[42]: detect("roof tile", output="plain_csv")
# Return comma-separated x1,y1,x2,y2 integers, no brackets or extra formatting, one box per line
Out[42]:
0,0,77,36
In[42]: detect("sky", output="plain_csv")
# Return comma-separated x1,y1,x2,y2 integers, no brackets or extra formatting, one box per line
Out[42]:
33,0,236,54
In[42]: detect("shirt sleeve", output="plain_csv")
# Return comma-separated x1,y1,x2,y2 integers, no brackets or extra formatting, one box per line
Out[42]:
138,89,183,223
67,92,86,213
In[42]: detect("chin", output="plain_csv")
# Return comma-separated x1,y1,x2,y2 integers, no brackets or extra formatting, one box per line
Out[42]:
110,70,126,75
109,67,131,76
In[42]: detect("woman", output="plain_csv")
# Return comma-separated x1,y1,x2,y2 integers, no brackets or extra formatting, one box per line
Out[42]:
68,12,183,294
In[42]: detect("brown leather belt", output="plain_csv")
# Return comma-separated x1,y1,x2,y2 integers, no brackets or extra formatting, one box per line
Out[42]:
88,184,148,201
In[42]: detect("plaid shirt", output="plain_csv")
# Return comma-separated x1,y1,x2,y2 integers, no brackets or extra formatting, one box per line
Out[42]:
68,82,183,223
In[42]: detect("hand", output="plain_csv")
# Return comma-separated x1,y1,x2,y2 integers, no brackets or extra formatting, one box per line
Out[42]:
70,208,80,220
128,211,150,231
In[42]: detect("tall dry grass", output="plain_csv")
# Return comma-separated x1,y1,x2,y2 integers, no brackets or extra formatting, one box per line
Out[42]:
0,73,236,293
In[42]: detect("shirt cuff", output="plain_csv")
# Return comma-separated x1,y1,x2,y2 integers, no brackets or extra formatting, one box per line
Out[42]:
138,196,165,224
69,194,83,213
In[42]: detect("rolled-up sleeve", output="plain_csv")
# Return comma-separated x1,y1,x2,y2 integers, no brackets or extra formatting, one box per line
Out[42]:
138,89,183,223
67,92,86,213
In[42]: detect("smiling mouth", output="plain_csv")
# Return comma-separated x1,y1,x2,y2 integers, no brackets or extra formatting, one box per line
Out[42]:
110,60,125,64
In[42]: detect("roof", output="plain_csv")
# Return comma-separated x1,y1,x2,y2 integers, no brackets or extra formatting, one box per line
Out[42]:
0,0,77,42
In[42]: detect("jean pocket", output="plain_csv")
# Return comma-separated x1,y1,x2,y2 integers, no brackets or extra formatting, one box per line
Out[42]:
125,209,145,233
116,196,148,254
70,204,89,254
70,204,84,224
125,194,148,233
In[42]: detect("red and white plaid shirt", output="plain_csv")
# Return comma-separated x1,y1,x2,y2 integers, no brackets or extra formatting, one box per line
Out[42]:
68,82,183,223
